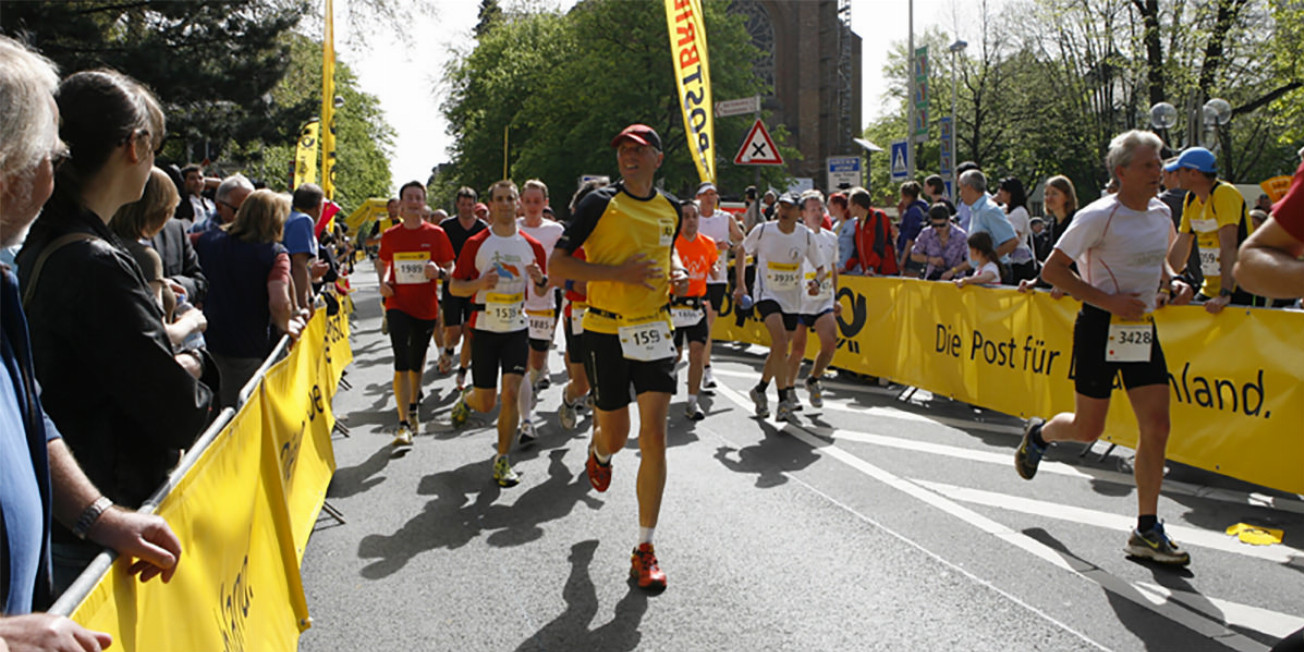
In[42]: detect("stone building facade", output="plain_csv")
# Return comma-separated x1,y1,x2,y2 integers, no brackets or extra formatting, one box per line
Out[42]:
729,0,862,188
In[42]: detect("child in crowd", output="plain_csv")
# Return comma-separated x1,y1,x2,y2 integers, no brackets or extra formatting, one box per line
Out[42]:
956,232,1004,288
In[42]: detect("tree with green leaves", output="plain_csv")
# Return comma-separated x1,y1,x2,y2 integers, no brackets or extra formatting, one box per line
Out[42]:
1,0,307,165
440,0,794,213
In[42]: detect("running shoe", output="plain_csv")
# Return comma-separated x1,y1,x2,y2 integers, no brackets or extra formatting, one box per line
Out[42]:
776,398,794,421
493,456,520,488
630,543,667,590
408,406,420,434
684,401,705,421
517,421,537,447
559,396,579,430
536,375,551,391
586,445,611,492
450,393,471,427
455,367,468,391
1125,522,1191,566
749,387,769,418
1015,417,1046,480
702,366,717,389
805,376,824,408
391,424,413,450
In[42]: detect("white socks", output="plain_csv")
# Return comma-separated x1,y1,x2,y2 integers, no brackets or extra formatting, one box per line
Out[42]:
638,526,655,545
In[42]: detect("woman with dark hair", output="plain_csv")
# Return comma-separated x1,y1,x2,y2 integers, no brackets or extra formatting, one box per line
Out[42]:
997,176,1037,282
16,69,213,589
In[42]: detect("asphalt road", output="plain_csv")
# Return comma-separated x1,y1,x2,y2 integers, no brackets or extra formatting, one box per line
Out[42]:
299,260,1303,651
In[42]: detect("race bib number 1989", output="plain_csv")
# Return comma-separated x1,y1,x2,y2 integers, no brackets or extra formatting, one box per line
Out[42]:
393,251,430,285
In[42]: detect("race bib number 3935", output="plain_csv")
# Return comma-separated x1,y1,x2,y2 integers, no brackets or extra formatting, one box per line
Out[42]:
765,261,800,290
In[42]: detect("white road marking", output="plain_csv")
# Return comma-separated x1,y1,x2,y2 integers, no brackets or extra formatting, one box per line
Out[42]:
1136,581,1304,640
808,425,1304,517
913,479,1304,565
711,381,1274,650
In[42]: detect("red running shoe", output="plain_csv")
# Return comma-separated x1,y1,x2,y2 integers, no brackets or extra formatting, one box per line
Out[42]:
630,543,667,590
586,446,611,493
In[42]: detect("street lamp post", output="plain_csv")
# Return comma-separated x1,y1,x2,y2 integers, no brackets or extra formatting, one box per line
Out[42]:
1149,97,1231,153
948,39,967,199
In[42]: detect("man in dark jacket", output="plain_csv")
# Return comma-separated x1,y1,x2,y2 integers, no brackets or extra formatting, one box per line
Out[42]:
150,216,208,304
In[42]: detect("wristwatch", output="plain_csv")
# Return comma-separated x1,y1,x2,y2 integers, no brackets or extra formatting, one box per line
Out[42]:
1219,287,1234,298
73,496,114,540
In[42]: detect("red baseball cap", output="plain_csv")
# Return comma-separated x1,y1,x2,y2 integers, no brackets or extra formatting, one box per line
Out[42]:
610,124,663,150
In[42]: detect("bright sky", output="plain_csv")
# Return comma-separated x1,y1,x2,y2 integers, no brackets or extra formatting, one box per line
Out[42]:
336,0,985,194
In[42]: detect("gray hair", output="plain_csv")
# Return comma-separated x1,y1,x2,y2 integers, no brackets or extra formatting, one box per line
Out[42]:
1105,130,1163,182
0,36,62,183
214,174,254,204
959,169,987,194
799,189,825,206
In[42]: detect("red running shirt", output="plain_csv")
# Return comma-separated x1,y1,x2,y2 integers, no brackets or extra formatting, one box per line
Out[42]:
379,222,454,320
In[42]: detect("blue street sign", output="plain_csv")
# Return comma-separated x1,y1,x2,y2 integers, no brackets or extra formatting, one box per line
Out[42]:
890,140,909,182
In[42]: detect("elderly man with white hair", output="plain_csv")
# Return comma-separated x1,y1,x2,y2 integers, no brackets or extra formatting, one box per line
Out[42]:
190,173,255,235
1014,129,1196,566
0,35,182,650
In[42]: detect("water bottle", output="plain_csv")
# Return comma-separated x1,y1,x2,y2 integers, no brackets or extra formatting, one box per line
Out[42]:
739,294,754,311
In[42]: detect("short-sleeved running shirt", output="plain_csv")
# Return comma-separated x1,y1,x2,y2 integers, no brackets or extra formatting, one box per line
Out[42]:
440,215,488,256
698,209,732,284
742,221,826,314
379,222,455,321
1179,180,1247,297
674,232,718,298
518,218,565,312
799,228,839,315
556,182,682,335
453,228,547,333
1055,194,1174,312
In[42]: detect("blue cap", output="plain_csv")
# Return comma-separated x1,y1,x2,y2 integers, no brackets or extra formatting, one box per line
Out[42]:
1165,147,1218,174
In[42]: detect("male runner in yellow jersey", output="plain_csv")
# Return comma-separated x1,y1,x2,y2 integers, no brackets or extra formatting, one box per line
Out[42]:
549,124,689,590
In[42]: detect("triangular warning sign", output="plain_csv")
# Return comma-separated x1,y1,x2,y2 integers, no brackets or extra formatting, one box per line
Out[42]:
733,119,784,166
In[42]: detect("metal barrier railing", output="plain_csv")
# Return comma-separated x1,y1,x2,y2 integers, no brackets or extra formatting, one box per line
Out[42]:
47,293,342,616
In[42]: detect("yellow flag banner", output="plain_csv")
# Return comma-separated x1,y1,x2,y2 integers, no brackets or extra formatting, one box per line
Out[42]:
259,309,339,563
70,390,310,650
292,120,319,189
324,298,353,393
712,276,1304,494
664,0,715,184
319,0,337,200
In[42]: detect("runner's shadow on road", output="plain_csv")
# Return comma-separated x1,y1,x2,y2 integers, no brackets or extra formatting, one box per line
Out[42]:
1024,527,1227,651
482,449,603,547
327,445,394,499
515,539,649,652
712,420,818,488
356,450,604,579
356,458,502,579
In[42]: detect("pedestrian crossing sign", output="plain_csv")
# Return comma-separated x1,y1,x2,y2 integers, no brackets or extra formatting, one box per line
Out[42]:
890,140,909,182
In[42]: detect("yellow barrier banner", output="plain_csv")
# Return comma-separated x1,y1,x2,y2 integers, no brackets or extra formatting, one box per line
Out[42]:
664,0,716,184
261,310,340,562
71,391,309,650
713,276,1304,494
324,299,353,394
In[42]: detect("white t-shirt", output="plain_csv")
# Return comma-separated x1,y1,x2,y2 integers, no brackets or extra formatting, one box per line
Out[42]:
698,209,733,284
457,229,545,333
800,228,839,315
742,221,826,313
1006,205,1035,264
518,217,565,312
972,261,1001,284
1054,195,1174,312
